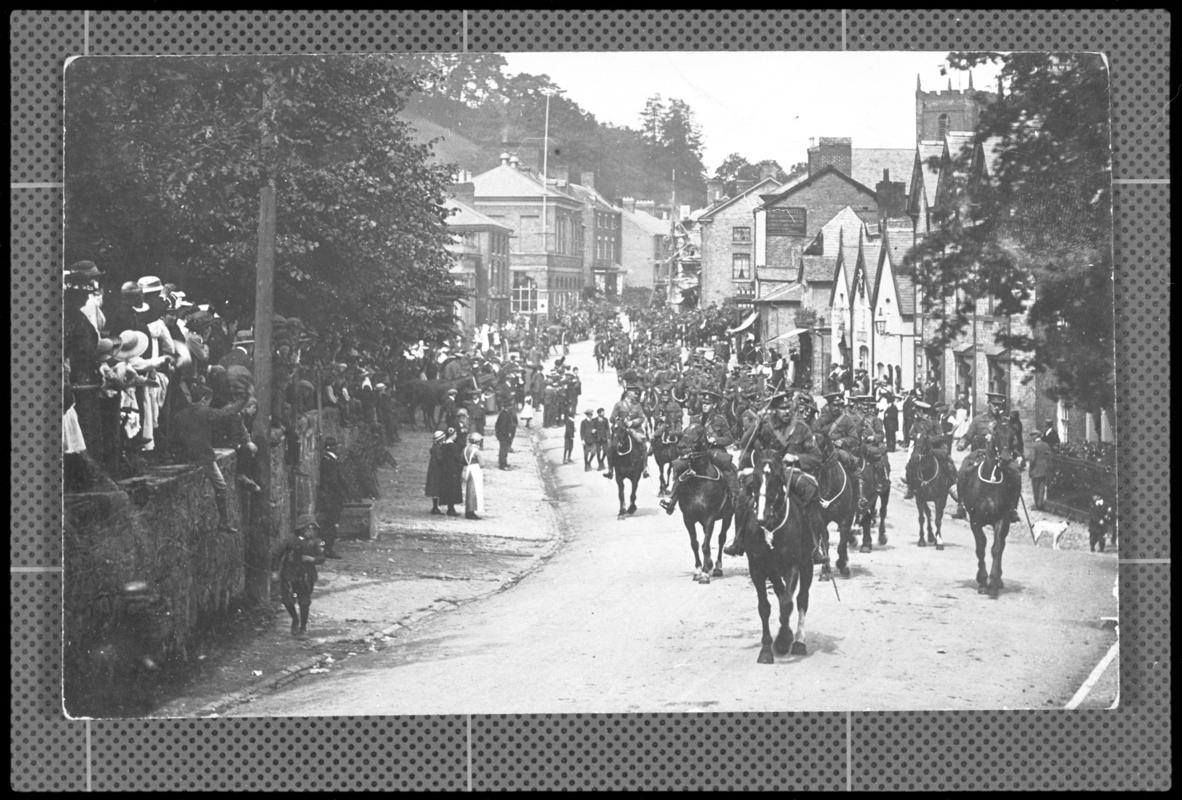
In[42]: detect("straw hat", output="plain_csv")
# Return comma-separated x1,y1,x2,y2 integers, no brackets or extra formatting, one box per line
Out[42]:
115,330,149,361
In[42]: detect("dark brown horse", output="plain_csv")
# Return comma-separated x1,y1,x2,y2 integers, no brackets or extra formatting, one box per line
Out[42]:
402,375,477,429
741,449,814,664
957,418,1022,597
669,425,736,583
651,427,681,496
608,419,648,518
911,452,956,550
815,454,859,579
856,455,891,553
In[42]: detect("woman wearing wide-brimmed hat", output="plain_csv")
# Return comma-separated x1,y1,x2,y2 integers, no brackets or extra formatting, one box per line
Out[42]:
462,432,485,520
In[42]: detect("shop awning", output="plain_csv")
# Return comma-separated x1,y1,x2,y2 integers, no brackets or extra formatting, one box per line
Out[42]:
764,327,810,344
727,311,759,334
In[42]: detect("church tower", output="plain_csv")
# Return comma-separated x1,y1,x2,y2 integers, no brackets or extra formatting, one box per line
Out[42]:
914,72,994,141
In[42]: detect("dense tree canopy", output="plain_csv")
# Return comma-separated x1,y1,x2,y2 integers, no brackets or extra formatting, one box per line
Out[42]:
65,55,465,354
711,155,805,198
904,52,1115,414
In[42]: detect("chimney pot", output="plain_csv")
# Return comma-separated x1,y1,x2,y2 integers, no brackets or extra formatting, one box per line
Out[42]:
499,152,510,166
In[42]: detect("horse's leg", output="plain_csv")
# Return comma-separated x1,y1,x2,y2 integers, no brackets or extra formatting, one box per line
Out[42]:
627,476,638,514
916,498,928,546
616,476,627,517
699,518,715,581
971,516,989,590
933,493,946,550
877,487,889,546
773,571,795,655
754,574,775,664
683,515,703,578
791,562,811,656
713,511,730,578
859,492,874,553
987,518,1010,597
835,513,851,577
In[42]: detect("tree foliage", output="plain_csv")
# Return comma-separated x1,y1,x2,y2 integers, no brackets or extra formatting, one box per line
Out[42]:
711,155,802,198
904,52,1114,413
64,55,465,354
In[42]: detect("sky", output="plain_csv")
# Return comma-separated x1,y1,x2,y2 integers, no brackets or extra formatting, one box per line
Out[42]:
500,51,1002,175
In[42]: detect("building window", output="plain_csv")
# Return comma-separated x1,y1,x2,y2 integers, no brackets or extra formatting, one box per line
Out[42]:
955,352,974,409
987,355,1009,400
654,236,665,261
511,274,538,314
732,226,751,244
938,113,950,138
732,253,751,280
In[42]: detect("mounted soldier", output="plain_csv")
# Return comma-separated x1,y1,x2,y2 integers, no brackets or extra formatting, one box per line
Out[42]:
811,391,846,455
904,400,958,499
652,386,684,441
953,392,1022,521
603,384,650,480
854,393,889,485
824,391,864,472
728,392,826,563
660,389,742,516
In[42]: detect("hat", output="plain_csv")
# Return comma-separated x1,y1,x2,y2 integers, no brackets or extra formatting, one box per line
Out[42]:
432,430,446,441
446,388,458,396
324,436,338,448
67,260,104,279
932,401,949,413
295,513,320,531
171,290,194,309
234,329,254,343
468,432,483,443
913,400,933,412
456,407,470,417
823,391,844,402
986,392,1007,405
700,390,722,403
769,392,793,410
596,407,605,414
852,394,876,404
137,275,164,296
375,382,387,390
115,330,149,361
584,409,593,416
625,384,642,393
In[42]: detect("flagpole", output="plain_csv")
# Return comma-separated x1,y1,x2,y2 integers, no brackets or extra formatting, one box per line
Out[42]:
541,92,551,319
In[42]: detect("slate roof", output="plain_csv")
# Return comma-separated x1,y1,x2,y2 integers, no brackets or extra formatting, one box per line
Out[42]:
623,207,671,236
857,233,883,301
875,221,917,315
697,176,783,221
756,164,876,211
800,206,867,283
443,197,514,230
566,181,617,211
471,163,581,203
914,141,944,209
851,148,916,196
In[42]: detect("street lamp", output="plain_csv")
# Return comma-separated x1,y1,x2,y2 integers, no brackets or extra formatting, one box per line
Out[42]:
874,306,888,335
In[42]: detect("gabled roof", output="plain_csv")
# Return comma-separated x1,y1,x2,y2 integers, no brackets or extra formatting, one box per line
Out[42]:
851,148,915,197
799,205,866,283
873,222,917,315
471,163,581,203
757,164,877,210
622,207,671,236
697,176,783,221
828,226,857,308
566,181,618,212
443,198,514,231
855,230,883,302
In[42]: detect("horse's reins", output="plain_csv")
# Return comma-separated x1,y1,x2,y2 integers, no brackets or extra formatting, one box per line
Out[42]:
819,461,846,509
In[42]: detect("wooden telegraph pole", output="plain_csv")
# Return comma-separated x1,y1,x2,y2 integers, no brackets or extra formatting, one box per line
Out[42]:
247,73,279,605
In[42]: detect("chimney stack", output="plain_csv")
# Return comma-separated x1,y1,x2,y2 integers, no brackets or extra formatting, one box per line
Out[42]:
808,136,852,177
552,164,570,186
734,179,756,196
499,152,510,167
581,170,595,191
509,154,521,170
758,162,778,181
450,181,476,207
875,168,907,220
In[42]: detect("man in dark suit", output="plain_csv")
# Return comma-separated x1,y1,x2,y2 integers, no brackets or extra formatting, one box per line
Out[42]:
318,437,346,558
592,408,610,470
1040,417,1060,447
579,409,597,471
494,403,518,470
1028,432,1052,510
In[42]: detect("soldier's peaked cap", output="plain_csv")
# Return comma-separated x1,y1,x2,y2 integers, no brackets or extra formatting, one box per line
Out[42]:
769,392,793,409
986,392,1007,404
823,391,844,402
700,389,722,402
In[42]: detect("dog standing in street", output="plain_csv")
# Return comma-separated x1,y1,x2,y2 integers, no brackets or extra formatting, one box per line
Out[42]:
1032,518,1069,550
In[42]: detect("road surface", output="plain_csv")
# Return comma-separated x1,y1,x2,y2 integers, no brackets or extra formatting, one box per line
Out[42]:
227,339,1119,715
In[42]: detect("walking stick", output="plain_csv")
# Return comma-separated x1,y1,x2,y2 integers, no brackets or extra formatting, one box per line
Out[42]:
1018,492,1037,545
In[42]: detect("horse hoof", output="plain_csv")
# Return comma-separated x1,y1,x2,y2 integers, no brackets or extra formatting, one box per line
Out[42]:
879,534,888,546
773,637,791,656
699,573,711,584
711,567,723,578
790,641,808,656
820,570,831,582
935,542,944,551
839,565,850,578
918,538,926,547
627,505,637,514
757,649,775,665
859,544,872,554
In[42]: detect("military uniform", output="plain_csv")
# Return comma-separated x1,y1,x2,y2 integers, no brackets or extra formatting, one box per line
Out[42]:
952,393,1020,519
603,386,650,479
661,391,741,514
653,391,684,441
903,402,958,497
825,403,864,471
854,396,890,500
727,393,826,563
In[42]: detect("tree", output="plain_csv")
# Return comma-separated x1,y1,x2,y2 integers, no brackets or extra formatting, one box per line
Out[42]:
904,52,1114,416
65,55,465,356
712,155,797,197
639,94,665,145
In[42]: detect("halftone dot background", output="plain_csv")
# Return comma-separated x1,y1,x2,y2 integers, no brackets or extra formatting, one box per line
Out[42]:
10,9,1170,791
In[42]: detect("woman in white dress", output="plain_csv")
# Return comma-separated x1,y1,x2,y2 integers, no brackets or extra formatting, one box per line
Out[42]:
519,395,534,428
462,432,485,520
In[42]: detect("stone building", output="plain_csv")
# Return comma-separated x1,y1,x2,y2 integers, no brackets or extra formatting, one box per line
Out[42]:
696,174,783,309
470,154,586,319
443,187,513,328
618,199,669,292
565,173,623,296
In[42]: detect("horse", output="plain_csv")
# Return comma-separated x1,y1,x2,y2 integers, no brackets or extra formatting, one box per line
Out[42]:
814,454,859,579
277,530,326,636
670,425,736,583
856,454,891,554
911,451,956,550
651,426,681,496
957,418,1023,597
740,449,815,664
403,376,477,429
608,419,648,518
